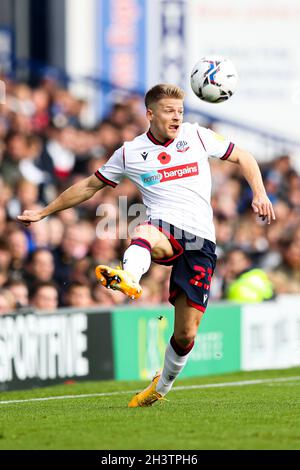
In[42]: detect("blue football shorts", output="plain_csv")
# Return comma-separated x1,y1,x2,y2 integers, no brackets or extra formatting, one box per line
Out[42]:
145,219,217,312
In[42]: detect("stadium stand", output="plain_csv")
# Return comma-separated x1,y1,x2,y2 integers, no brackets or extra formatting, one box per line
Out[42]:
1,70,300,312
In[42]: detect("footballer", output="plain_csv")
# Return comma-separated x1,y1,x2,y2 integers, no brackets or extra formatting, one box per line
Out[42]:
18,84,275,407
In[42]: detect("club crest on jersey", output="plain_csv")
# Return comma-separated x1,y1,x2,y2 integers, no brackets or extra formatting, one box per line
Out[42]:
157,152,171,164
176,140,189,152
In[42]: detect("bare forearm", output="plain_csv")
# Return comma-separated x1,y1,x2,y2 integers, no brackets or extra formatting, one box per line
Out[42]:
41,176,103,218
232,150,266,196
227,146,275,223
18,175,106,226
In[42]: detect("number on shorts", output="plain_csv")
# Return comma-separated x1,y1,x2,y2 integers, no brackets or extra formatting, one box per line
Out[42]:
189,265,212,290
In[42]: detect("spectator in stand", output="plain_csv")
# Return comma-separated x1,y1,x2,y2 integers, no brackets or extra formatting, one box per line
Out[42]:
0,267,9,287
2,134,51,187
31,87,51,133
1,132,30,186
259,199,292,270
90,236,120,268
30,281,59,311
64,281,94,308
46,126,77,180
53,222,93,288
96,120,122,154
6,179,40,220
27,215,51,250
268,228,300,294
0,288,16,315
7,228,29,279
0,239,12,272
214,214,235,258
92,281,125,306
25,248,55,291
0,205,7,237
222,248,274,303
0,178,13,212
47,217,65,249
5,279,29,308
1,76,300,307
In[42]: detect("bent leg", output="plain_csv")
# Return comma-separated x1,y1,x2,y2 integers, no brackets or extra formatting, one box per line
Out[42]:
123,224,174,281
96,223,175,300
131,223,174,260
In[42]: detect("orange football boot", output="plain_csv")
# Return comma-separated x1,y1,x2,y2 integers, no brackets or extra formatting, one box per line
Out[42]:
95,265,142,300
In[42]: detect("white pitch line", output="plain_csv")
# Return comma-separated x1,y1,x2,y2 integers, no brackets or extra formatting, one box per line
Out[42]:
0,375,300,406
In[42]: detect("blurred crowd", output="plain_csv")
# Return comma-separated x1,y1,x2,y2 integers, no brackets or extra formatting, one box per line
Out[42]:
1,76,300,315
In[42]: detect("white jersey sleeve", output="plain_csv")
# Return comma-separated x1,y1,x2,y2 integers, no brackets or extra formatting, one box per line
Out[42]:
95,146,124,188
196,125,235,161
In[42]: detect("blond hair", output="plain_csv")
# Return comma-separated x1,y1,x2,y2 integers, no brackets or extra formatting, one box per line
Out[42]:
145,84,185,108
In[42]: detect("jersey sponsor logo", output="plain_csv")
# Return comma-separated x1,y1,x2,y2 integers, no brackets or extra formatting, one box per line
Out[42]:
141,162,199,187
160,163,199,182
141,171,162,186
176,140,190,152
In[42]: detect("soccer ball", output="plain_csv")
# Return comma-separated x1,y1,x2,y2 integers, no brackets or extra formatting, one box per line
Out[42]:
190,56,238,103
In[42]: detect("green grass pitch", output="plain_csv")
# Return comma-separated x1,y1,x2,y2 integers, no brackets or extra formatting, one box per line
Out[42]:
0,367,300,450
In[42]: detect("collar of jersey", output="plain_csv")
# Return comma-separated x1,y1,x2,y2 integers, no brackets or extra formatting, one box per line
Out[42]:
146,129,175,147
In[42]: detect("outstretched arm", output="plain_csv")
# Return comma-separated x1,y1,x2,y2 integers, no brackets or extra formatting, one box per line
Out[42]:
226,146,276,224
18,175,106,226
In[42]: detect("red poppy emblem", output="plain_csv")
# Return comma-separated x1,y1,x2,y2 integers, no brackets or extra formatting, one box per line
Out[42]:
157,152,171,164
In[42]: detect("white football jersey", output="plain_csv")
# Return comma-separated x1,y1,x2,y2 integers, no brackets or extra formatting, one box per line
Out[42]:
95,122,234,242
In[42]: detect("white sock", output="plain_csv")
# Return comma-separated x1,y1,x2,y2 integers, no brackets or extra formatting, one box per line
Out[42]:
122,244,151,282
156,340,193,396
